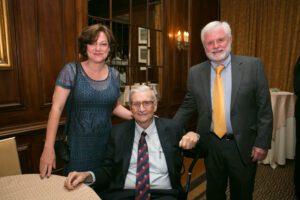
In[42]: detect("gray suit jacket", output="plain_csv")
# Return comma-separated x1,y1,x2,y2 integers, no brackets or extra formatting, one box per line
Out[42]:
174,54,273,164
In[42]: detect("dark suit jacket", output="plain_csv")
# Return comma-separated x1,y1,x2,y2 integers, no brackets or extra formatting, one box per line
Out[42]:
92,117,184,198
174,54,273,164
294,56,300,117
293,56,300,178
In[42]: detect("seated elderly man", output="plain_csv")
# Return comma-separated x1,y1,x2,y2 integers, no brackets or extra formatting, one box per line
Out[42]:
64,85,199,200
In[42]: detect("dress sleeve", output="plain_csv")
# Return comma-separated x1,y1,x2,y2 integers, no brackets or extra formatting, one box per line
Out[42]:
110,67,121,96
55,62,76,89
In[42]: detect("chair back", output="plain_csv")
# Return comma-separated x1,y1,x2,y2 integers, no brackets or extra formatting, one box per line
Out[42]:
0,137,22,177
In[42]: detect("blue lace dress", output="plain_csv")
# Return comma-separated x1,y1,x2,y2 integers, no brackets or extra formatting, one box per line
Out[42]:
56,62,120,174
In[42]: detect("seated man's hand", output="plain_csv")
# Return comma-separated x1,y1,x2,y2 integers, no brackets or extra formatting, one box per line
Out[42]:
64,171,91,190
179,131,200,149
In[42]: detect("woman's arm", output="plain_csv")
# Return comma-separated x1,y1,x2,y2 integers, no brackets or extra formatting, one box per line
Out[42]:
40,86,70,178
112,102,132,120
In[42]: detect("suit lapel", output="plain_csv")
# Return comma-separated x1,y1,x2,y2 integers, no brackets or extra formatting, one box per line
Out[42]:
231,55,243,109
155,118,178,180
200,57,244,112
121,120,135,175
155,118,168,152
200,62,213,112
155,118,176,176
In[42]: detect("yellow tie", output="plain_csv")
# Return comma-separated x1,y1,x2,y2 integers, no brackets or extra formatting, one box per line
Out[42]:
213,65,227,138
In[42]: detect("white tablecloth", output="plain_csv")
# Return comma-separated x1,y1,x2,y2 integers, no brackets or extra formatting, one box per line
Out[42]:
261,91,296,168
0,174,101,200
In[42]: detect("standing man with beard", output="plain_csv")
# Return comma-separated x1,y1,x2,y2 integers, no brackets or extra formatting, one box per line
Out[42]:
174,21,273,200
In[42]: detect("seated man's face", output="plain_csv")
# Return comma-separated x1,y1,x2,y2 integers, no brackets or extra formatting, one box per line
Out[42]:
130,90,157,128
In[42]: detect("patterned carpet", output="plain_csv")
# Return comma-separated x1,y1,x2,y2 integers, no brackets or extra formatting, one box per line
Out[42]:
250,160,295,200
189,160,295,200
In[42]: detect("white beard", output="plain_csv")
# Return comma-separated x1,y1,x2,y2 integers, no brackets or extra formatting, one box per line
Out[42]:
206,44,231,63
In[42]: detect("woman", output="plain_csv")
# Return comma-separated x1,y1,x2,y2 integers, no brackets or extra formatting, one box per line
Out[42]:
39,24,132,178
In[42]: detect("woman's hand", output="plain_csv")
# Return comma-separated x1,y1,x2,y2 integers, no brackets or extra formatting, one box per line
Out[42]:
39,146,56,178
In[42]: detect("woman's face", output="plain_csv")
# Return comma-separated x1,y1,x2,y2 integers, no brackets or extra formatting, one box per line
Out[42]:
86,32,110,63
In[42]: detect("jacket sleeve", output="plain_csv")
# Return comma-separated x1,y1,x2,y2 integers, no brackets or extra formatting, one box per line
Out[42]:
253,58,273,150
294,57,300,95
173,68,198,127
92,131,115,191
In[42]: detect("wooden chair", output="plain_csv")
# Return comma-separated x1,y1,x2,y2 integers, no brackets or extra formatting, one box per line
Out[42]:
0,137,22,177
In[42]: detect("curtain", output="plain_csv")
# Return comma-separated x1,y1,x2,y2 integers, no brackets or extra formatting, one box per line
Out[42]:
220,0,300,91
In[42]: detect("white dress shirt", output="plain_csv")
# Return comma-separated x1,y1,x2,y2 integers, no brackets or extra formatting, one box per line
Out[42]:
124,119,172,189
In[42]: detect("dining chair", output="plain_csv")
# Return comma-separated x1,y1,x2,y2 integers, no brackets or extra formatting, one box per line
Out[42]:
0,137,22,177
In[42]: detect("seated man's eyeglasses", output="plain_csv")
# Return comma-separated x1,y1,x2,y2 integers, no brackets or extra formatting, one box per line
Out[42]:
131,101,154,108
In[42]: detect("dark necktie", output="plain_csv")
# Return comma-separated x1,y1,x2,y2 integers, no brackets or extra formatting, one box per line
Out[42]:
135,131,150,200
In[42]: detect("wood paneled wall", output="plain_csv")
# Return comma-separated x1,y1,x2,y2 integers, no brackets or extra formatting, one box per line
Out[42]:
0,0,219,179
0,0,79,129
163,0,220,117
0,0,84,173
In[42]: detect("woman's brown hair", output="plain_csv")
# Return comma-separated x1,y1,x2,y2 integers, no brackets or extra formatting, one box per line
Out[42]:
78,24,115,59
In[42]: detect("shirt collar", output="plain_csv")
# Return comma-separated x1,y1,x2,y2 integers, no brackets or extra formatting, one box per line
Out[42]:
135,118,156,137
211,54,231,69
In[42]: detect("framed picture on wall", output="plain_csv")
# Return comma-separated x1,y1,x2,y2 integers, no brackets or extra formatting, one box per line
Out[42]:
138,27,148,44
138,46,148,63
0,0,12,69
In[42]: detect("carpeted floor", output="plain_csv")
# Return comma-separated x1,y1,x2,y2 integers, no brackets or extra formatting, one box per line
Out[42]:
250,160,295,200
190,160,295,200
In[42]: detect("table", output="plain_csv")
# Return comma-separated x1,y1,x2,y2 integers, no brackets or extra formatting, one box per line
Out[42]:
261,91,296,168
0,174,101,200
